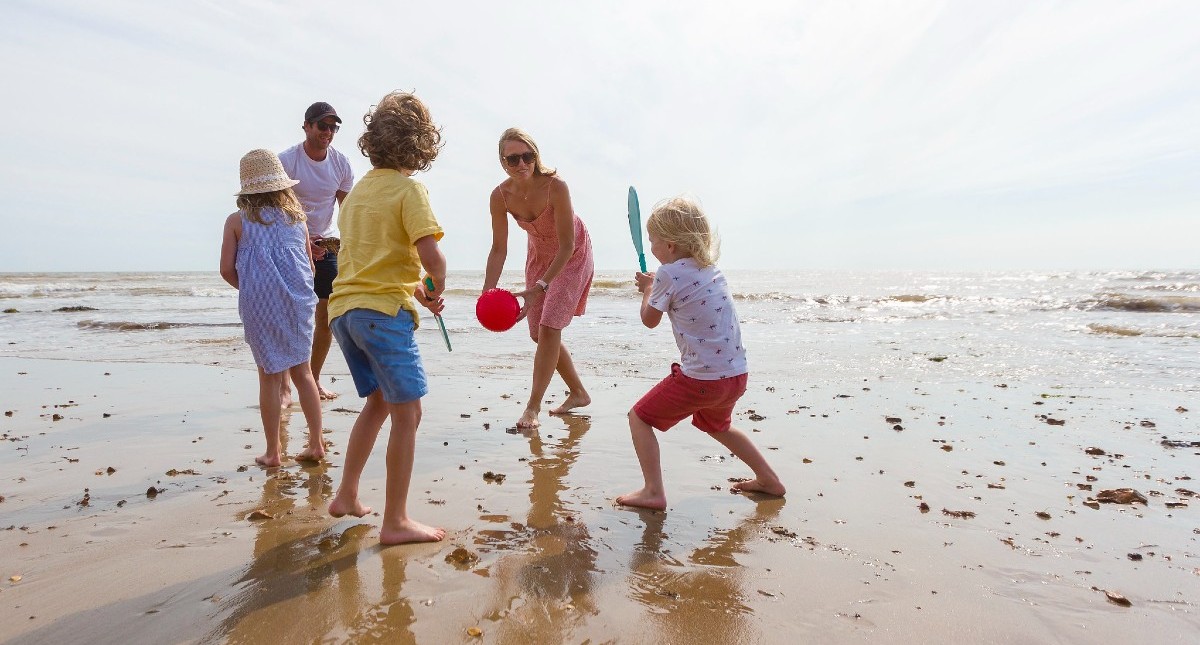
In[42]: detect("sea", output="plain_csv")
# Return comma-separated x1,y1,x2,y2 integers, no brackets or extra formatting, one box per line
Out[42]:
2,269,1198,393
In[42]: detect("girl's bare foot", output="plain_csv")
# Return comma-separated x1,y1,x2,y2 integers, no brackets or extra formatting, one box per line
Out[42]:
731,478,786,497
380,519,446,545
516,407,541,428
549,391,591,415
255,453,281,467
328,496,372,518
616,488,667,511
317,386,339,401
280,389,293,409
296,445,325,463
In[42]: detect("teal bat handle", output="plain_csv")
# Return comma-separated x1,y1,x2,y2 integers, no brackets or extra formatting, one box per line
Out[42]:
423,276,452,352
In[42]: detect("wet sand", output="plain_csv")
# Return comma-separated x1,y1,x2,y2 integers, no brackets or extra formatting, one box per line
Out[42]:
1,356,1198,643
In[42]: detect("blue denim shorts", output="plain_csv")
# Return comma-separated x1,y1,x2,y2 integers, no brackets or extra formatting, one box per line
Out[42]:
330,308,427,404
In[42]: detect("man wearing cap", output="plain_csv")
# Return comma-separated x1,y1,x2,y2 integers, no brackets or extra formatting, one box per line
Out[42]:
279,101,355,402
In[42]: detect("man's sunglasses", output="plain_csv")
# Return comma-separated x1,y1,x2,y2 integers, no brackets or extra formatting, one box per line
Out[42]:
503,152,536,167
314,121,340,133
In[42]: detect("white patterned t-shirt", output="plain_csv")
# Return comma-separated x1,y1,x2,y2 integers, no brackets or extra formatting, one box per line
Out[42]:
647,258,747,380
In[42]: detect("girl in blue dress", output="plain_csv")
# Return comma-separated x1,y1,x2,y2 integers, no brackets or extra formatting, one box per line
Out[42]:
219,149,325,467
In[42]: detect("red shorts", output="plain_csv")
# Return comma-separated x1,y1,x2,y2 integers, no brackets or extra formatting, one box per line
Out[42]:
632,364,749,433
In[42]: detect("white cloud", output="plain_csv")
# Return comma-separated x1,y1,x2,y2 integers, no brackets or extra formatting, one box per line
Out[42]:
1,0,1196,272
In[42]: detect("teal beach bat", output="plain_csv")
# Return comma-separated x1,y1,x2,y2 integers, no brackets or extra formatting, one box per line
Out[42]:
423,276,452,352
627,186,647,273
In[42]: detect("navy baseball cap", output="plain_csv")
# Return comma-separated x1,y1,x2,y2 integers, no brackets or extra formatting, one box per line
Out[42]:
304,102,342,123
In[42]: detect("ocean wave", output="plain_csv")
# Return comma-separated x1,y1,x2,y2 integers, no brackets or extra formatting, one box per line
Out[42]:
1090,294,1200,313
77,320,242,331
1087,323,1200,339
1128,283,1200,293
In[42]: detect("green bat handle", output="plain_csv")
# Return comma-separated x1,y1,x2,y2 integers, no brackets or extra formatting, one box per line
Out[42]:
423,277,452,352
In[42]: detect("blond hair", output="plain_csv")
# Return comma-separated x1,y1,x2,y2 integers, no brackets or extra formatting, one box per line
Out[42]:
646,197,720,268
358,91,442,172
236,188,306,226
498,127,557,177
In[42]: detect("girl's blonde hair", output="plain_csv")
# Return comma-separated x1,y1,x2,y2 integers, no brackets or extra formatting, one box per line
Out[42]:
236,188,306,225
498,127,557,177
358,91,443,172
646,197,720,268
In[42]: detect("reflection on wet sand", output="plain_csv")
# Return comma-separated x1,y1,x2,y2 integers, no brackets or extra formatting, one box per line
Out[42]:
627,498,787,644
208,410,374,643
476,415,600,642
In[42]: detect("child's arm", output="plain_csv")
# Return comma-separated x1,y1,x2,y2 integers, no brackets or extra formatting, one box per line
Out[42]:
303,222,316,274
219,213,241,289
414,233,447,305
635,271,663,329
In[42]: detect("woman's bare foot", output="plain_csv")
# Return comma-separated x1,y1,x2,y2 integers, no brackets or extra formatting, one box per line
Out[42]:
516,407,541,428
317,386,339,401
280,388,293,409
616,487,667,511
731,478,786,497
328,495,372,518
255,453,282,468
296,445,325,463
380,519,446,545
549,391,591,415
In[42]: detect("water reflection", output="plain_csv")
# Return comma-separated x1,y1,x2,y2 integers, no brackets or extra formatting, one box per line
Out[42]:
476,415,599,642
627,498,786,643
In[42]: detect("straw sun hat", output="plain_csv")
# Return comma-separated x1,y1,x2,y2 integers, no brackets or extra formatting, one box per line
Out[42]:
235,148,300,195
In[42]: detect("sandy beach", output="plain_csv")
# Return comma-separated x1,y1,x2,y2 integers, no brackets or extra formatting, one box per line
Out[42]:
2,345,1197,643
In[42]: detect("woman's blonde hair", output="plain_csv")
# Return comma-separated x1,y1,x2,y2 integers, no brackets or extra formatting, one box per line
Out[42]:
358,91,442,172
236,188,306,226
646,197,720,268
498,127,557,177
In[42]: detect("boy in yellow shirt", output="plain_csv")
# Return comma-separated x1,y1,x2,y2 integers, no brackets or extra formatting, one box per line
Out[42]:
326,91,448,545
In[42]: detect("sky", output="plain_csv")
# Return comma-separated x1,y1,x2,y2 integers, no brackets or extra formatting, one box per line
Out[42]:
1,0,1197,272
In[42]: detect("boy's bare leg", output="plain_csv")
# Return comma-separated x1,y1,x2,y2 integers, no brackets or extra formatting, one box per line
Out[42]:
549,342,591,415
379,399,445,545
616,410,667,510
288,362,326,462
329,390,389,518
518,326,561,428
256,367,284,467
312,299,338,400
710,427,786,496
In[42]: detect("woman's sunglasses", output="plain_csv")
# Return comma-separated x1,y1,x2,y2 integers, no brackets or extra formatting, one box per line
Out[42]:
314,121,340,133
503,152,536,167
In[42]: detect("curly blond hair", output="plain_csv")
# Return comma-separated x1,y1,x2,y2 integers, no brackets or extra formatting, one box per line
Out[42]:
236,189,306,226
646,197,720,268
358,91,442,172
497,127,557,177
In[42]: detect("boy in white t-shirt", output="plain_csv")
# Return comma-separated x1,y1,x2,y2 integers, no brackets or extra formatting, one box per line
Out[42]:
616,197,785,511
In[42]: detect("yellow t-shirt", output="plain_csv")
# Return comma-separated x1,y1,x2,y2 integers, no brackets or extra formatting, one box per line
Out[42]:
328,169,444,326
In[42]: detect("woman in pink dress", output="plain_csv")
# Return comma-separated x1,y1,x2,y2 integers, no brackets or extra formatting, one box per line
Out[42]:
485,128,595,428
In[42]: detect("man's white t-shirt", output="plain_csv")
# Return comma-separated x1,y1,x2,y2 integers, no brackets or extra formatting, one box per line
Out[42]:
278,144,355,238
647,258,747,380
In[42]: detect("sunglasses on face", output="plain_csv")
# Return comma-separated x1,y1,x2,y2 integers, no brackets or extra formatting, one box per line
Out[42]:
503,152,536,167
314,121,340,133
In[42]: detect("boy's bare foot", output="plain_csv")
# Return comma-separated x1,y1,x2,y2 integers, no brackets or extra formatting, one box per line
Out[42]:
317,386,339,401
731,478,786,497
549,392,591,415
380,519,446,545
296,446,325,463
328,496,372,518
255,453,282,468
616,488,667,511
280,389,293,409
516,408,541,428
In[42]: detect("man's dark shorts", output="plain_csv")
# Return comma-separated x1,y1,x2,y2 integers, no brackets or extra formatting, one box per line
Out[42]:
314,255,338,299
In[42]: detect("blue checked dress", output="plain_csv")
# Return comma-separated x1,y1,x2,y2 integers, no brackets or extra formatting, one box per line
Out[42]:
235,207,317,374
